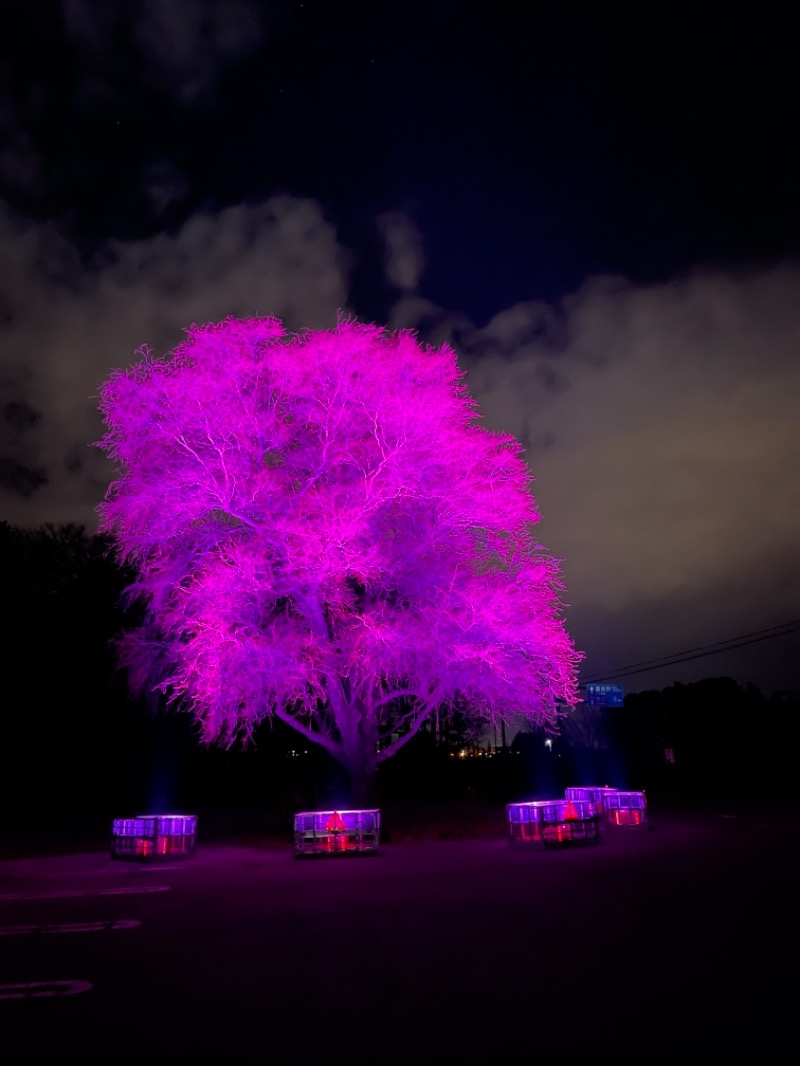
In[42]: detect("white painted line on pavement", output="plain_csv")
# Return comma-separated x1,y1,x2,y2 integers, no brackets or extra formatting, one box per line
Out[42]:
0,980,93,1000
0,885,170,901
128,863,192,871
0,919,141,936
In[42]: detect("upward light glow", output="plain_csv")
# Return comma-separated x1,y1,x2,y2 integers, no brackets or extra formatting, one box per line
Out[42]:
95,316,582,797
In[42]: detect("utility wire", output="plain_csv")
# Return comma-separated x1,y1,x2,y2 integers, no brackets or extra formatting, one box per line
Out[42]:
583,620,799,677
579,619,800,687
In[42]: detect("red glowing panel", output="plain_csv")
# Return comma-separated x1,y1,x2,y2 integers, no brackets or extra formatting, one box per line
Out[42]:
611,809,643,826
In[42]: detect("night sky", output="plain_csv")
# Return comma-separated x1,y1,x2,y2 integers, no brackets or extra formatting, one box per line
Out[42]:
1,2,798,696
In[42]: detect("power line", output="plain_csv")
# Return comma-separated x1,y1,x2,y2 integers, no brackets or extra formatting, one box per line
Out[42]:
583,620,800,677
579,620,800,687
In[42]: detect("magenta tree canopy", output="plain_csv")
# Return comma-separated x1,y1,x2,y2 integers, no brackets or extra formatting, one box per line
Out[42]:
96,316,582,799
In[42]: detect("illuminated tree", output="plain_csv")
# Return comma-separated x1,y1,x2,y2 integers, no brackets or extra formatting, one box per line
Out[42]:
96,316,582,802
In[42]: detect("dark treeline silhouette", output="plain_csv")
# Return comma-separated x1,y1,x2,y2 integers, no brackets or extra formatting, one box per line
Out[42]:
1,521,143,819
2,521,798,842
539,678,800,808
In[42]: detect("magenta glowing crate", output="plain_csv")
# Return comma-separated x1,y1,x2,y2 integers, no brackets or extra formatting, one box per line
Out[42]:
603,790,648,827
564,786,619,813
507,799,601,848
294,809,381,857
111,814,198,861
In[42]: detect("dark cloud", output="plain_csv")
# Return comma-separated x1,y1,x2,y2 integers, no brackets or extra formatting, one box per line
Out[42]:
0,196,350,528
0,456,46,498
378,212,425,293
3,399,40,436
63,0,271,104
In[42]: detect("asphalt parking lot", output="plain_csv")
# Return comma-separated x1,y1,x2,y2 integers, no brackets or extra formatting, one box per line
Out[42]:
1,807,798,1063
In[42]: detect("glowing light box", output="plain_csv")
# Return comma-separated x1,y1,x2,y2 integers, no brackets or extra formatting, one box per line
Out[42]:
111,814,198,861
294,809,381,857
603,790,648,827
564,786,619,813
507,799,601,848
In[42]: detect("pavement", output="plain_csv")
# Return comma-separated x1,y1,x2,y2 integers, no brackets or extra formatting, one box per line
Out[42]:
1,806,798,1063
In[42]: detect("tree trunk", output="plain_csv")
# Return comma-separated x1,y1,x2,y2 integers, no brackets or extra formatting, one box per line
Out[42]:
347,763,379,809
